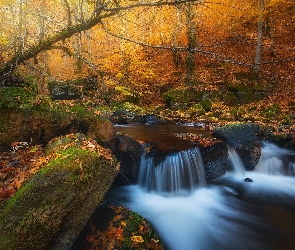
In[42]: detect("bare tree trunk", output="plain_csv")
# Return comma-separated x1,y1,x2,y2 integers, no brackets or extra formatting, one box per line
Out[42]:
38,0,50,93
172,6,182,68
254,0,265,75
185,2,196,85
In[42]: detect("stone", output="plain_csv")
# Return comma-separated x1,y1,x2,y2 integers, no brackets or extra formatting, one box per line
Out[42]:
0,134,118,250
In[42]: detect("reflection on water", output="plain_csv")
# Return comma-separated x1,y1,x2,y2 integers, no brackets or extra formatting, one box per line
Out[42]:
114,124,212,151
110,142,295,250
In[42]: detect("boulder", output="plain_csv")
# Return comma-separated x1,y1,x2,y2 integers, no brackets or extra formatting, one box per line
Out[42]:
113,135,144,185
213,123,261,171
72,206,164,250
0,109,115,151
201,141,228,180
0,134,118,250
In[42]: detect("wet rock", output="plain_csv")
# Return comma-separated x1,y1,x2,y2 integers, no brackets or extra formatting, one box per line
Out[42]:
109,109,131,124
201,141,228,180
213,123,261,171
244,177,253,182
113,135,144,185
144,114,166,125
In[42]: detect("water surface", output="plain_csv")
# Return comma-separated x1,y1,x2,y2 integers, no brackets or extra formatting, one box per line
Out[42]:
114,124,212,151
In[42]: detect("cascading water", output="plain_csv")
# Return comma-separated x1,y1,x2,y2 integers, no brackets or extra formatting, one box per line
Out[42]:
112,142,295,250
138,148,206,195
254,142,295,176
227,146,246,176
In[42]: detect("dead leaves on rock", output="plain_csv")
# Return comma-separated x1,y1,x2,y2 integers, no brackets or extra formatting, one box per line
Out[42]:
0,145,47,203
0,133,117,204
174,132,221,147
84,207,164,250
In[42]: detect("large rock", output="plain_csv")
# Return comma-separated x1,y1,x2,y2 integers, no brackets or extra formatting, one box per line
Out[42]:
0,109,115,151
0,134,118,250
201,141,228,180
113,135,144,185
213,123,261,171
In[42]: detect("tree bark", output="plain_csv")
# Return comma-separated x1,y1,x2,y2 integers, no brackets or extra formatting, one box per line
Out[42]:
254,0,265,74
185,2,197,85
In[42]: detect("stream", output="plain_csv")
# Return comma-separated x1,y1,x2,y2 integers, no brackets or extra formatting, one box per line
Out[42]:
109,125,295,250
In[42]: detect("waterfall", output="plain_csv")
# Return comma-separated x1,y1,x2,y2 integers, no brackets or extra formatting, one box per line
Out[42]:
254,142,295,176
138,147,206,195
227,147,246,176
111,142,295,250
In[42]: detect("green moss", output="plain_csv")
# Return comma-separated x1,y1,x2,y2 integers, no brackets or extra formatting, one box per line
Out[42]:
163,87,205,107
199,99,212,112
223,92,239,106
188,104,206,117
0,87,36,111
261,103,281,118
115,86,142,104
230,107,246,121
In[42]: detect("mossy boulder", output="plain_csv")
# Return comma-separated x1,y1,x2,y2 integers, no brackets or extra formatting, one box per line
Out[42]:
213,123,261,171
0,134,118,250
0,109,75,150
0,99,115,150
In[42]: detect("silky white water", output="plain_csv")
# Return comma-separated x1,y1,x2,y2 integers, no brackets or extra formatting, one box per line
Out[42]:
114,143,295,250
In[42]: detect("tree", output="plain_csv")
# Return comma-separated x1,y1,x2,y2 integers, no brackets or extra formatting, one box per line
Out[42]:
254,0,265,74
0,0,200,85
185,2,197,85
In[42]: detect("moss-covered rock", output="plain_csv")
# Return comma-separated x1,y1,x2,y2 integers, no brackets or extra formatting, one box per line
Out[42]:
213,123,261,171
0,97,115,150
0,134,118,250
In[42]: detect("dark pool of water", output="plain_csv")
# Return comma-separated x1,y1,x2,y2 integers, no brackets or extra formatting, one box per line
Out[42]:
114,124,212,152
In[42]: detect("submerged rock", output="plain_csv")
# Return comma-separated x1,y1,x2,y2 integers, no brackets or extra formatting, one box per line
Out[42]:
0,134,118,250
244,177,253,182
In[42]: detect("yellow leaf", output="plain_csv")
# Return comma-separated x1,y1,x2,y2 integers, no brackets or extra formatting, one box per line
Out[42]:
131,236,144,243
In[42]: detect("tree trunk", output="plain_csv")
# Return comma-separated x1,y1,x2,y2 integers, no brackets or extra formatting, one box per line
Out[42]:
172,6,182,68
185,2,196,85
0,0,200,83
254,0,265,75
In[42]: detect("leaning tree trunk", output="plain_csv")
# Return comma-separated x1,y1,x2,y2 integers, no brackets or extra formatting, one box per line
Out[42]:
254,0,265,75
